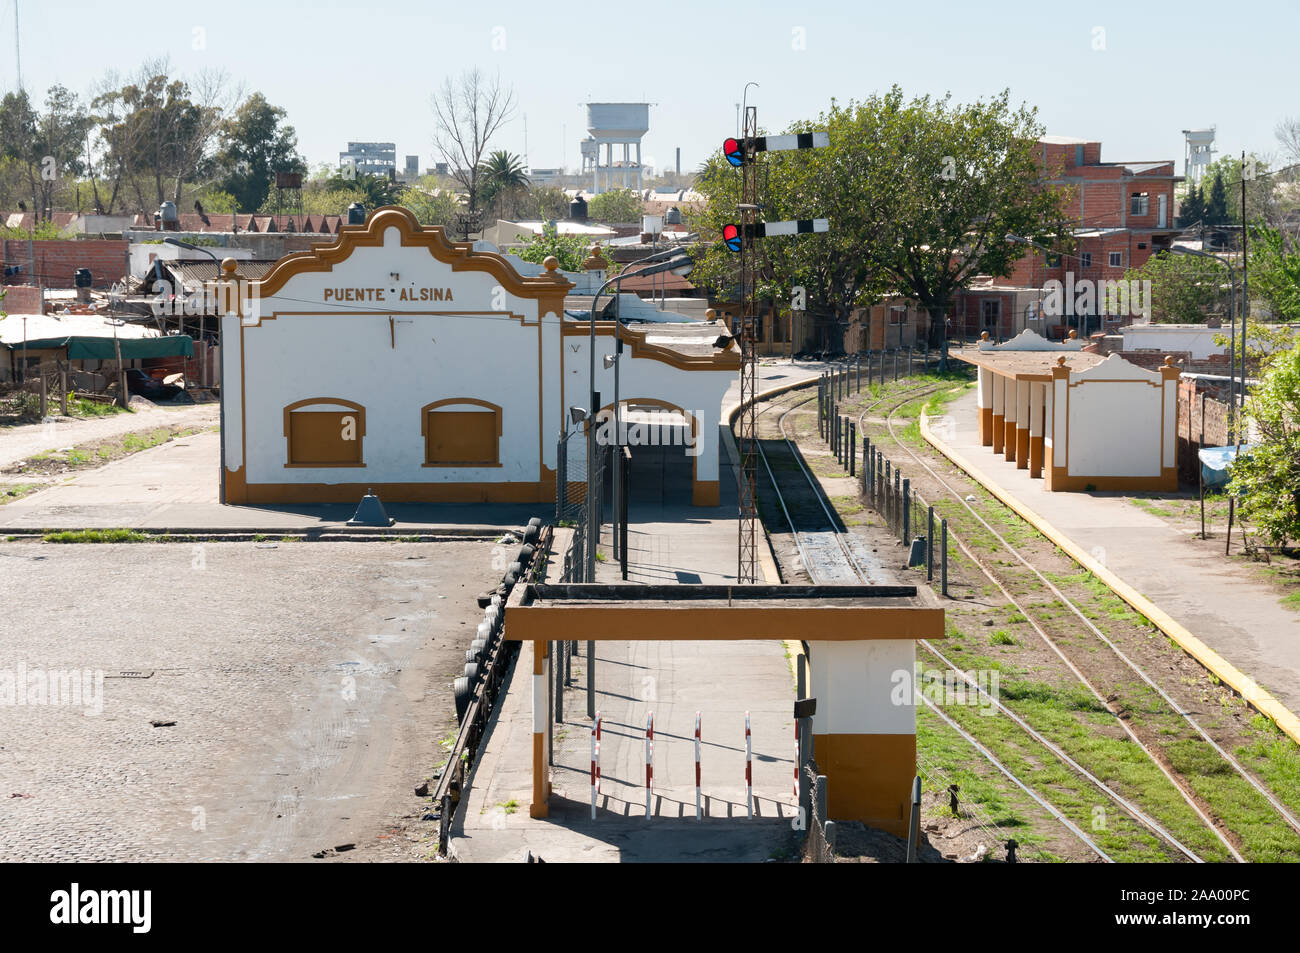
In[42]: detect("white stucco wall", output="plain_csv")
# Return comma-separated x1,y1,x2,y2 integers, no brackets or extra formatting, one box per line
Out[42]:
1121,323,1225,360
807,640,916,736
1064,355,1166,479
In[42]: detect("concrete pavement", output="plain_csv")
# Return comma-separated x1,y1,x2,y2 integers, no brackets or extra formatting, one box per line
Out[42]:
927,389,1300,720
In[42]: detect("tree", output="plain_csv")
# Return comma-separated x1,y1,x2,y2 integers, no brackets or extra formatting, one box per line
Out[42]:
401,185,461,228
1122,252,1230,323
1179,184,1206,227
587,188,642,223
1206,170,1229,226
216,92,306,212
0,86,92,218
512,230,597,272
527,185,570,221
478,150,529,218
1248,224,1300,322
1227,338,1300,547
869,88,1072,352
430,69,515,217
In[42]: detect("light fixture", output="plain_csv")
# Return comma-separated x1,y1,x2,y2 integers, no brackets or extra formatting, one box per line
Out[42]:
603,354,616,369
569,406,588,426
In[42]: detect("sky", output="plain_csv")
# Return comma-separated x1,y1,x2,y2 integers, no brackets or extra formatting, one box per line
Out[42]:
10,0,1300,178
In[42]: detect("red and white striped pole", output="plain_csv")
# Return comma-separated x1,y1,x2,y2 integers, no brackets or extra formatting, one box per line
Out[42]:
645,712,655,817
793,717,800,800
694,711,702,820
590,710,601,819
745,711,753,819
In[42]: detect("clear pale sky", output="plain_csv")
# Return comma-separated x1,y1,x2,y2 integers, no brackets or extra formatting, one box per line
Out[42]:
10,0,1298,176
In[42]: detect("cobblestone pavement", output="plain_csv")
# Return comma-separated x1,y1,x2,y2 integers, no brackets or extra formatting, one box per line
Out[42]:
0,539,499,861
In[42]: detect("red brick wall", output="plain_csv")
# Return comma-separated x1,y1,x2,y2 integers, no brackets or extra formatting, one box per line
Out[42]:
2,239,128,289
0,285,42,312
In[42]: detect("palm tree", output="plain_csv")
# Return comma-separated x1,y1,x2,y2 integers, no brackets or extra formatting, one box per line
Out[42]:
478,150,529,217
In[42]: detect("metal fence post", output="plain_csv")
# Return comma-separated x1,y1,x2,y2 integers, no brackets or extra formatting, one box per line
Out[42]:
587,641,595,717
927,504,935,582
868,349,874,387
941,518,949,597
893,348,899,382
906,775,921,863
849,421,856,476
908,345,913,377
902,478,910,543
893,469,901,537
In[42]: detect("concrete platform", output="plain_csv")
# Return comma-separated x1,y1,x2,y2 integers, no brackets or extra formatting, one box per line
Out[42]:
926,390,1300,724
448,417,807,862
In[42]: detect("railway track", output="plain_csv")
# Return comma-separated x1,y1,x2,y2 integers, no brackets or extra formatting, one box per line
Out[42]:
865,379,1300,860
750,370,1300,862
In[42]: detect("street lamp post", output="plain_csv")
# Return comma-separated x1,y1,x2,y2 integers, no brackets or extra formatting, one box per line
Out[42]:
586,248,694,582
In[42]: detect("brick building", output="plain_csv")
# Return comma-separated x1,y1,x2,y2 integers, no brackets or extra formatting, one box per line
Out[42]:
952,136,1183,341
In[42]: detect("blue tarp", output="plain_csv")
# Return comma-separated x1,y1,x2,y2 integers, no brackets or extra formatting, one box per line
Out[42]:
1198,444,1258,489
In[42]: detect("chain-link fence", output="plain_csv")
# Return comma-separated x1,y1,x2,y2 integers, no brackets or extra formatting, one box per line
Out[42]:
556,428,609,582
802,761,837,863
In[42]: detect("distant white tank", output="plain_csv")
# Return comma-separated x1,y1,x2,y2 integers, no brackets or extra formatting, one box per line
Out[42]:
586,103,650,196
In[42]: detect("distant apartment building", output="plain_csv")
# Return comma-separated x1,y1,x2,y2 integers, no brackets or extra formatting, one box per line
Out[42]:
339,142,397,177
955,136,1182,341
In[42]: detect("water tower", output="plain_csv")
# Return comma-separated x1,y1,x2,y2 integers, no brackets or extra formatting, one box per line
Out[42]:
586,103,649,194
1182,127,1216,185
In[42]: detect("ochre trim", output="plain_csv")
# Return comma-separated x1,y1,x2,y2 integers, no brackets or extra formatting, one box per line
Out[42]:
1015,427,1029,470
812,732,914,837
224,464,248,504
991,414,1004,454
237,480,552,504
563,319,740,371
978,407,993,446
253,205,572,316
505,606,945,642
692,480,719,506
1044,468,1179,493
1003,419,1016,462
1029,435,1043,479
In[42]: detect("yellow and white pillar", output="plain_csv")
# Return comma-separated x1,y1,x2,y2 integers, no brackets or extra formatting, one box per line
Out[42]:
1029,382,1045,479
1014,379,1031,469
991,372,1005,455
977,366,994,446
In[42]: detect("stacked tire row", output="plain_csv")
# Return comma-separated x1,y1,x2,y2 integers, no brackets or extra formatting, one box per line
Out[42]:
453,517,544,722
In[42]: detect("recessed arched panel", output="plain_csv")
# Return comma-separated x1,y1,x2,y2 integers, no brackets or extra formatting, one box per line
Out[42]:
421,398,503,467
283,397,366,467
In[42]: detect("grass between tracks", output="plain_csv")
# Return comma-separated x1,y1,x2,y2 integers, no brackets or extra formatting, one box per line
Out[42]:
803,371,1300,862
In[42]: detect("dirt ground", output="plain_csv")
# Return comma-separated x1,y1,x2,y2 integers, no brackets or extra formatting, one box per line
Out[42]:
0,538,498,862
0,400,218,471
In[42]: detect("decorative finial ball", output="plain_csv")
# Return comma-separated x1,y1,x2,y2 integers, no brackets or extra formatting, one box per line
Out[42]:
1068,328,1078,339
221,257,239,276
1164,354,1175,367
1057,355,1067,366
543,255,559,272
980,331,990,341
706,309,716,320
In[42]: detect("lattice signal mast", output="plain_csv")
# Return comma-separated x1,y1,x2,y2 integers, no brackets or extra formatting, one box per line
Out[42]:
723,113,828,583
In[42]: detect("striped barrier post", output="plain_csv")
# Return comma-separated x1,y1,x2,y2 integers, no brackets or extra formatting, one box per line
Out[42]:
793,717,800,800
745,711,753,819
645,712,655,817
589,710,602,819
694,711,702,820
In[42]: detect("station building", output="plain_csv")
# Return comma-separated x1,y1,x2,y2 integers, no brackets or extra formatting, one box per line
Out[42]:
960,330,1180,491
217,206,738,506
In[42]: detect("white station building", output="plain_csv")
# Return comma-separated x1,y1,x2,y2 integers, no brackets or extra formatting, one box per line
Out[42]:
217,206,738,507
962,329,1180,492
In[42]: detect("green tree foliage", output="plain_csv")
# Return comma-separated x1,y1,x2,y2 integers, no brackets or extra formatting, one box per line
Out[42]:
478,150,528,216
526,185,571,221
0,86,92,217
511,229,600,273
587,188,642,223
1248,224,1300,322
1179,183,1206,227
1227,338,1300,547
1206,171,1229,226
216,92,306,213
1122,252,1230,323
400,183,461,228
692,86,1071,348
